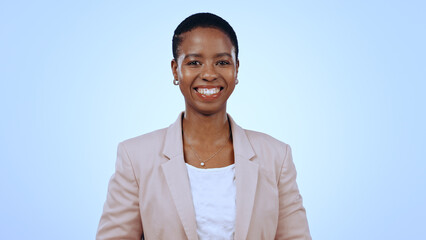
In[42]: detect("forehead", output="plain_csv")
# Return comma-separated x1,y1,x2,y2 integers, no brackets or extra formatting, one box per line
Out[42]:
178,27,235,56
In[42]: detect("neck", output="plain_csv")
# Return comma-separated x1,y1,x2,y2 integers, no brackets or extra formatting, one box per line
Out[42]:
182,110,230,147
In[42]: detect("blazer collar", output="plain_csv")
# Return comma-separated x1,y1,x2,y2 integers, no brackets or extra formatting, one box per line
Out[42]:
162,112,184,159
162,112,258,240
162,112,255,160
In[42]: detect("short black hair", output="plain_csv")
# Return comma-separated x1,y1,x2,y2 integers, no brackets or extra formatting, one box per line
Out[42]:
172,13,238,60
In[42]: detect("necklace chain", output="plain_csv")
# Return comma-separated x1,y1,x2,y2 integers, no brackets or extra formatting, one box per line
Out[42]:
186,131,231,167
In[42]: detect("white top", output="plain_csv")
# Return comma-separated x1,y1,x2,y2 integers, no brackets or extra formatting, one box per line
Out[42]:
186,163,236,240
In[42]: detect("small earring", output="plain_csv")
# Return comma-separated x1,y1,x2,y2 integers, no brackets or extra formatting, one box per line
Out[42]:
235,78,239,85
173,79,180,85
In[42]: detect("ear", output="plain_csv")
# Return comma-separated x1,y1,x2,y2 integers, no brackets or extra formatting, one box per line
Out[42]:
171,59,178,80
236,59,239,76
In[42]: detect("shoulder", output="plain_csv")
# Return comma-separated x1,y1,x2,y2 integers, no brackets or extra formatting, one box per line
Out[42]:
115,127,169,180
244,129,290,156
119,127,168,156
242,129,291,181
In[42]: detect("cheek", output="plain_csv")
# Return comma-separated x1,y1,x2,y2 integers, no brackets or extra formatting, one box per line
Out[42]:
179,82,191,93
178,85,191,100
221,69,237,83
178,67,198,80
178,77,194,97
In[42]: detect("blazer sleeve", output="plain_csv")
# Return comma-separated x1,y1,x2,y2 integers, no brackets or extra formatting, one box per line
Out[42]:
96,143,143,240
275,144,311,240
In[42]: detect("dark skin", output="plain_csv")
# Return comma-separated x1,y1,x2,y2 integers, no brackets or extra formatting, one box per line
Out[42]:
171,27,239,169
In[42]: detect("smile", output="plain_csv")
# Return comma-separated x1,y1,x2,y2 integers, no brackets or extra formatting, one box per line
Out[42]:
195,87,221,95
194,86,223,100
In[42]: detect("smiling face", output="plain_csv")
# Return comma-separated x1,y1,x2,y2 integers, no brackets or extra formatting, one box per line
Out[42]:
172,27,239,116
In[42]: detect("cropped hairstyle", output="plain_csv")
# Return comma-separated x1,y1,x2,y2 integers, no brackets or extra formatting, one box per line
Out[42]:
172,13,239,61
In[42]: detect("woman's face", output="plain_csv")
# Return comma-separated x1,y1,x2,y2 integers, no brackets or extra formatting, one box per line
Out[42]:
171,27,239,116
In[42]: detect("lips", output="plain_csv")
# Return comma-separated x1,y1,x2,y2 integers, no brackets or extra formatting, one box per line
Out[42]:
193,86,223,100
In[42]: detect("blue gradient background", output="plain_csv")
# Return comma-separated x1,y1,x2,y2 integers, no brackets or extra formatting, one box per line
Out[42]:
1,1,425,239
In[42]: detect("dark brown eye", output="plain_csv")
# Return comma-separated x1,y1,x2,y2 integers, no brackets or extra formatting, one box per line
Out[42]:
187,61,201,66
217,60,230,65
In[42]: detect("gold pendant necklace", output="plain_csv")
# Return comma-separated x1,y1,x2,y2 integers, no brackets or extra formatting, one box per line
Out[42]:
186,131,231,167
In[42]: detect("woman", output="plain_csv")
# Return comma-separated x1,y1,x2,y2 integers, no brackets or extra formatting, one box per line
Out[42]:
97,13,311,240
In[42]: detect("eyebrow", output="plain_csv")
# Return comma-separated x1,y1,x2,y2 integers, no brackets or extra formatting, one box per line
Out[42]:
214,53,233,58
184,54,202,59
183,52,233,60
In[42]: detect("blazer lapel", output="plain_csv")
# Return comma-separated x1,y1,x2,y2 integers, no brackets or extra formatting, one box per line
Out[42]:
161,113,258,240
161,113,198,240
229,115,258,240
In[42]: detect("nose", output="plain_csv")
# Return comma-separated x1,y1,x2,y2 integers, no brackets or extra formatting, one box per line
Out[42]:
201,63,218,81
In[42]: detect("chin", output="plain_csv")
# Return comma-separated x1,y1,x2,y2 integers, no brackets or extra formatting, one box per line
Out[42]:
187,103,227,116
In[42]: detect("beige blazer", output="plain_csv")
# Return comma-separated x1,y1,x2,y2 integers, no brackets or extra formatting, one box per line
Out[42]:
96,113,311,240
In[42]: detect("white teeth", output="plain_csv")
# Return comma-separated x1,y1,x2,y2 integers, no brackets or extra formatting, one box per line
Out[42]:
196,88,220,96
